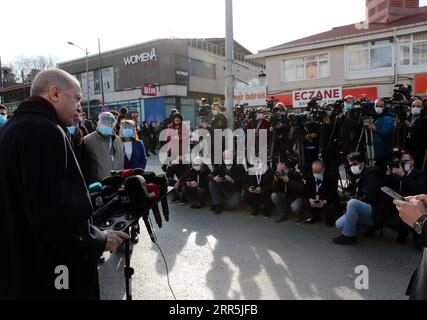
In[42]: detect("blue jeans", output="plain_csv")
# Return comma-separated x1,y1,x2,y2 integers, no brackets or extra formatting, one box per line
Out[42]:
209,182,241,209
336,199,373,237
271,193,304,217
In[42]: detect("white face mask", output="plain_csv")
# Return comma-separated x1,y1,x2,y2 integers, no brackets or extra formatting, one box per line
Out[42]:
212,110,220,116
404,163,412,172
351,165,363,176
257,114,265,120
224,160,233,166
412,107,422,116
193,165,201,172
375,107,384,115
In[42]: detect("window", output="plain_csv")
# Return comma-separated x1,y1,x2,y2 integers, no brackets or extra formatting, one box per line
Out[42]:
93,69,101,94
189,58,216,79
398,32,427,67
282,53,329,82
347,39,393,74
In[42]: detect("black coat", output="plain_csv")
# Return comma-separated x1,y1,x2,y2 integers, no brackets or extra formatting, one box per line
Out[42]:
407,224,427,300
272,168,304,199
352,167,384,227
180,166,211,189
0,96,106,300
243,168,274,195
304,173,339,203
209,164,246,193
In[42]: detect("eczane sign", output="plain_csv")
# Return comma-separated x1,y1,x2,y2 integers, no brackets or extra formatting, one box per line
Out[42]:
293,87,342,108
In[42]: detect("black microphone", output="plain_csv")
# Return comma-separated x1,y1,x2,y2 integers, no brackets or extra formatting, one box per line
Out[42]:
142,173,170,222
102,174,124,190
124,175,156,243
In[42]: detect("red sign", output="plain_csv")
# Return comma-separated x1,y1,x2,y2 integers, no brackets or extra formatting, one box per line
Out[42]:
416,74,427,97
142,85,158,96
343,87,378,100
268,94,293,107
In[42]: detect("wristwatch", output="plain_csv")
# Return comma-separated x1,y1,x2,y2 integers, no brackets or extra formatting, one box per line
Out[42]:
414,215,427,235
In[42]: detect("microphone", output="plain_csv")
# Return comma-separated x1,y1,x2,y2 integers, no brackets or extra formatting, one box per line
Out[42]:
111,168,145,179
89,182,103,193
124,176,156,242
102,174,124,190
145,174,170,222
147,183,162,228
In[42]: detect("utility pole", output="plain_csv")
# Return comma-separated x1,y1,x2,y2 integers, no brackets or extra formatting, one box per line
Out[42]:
98,38,105,108
225,0,235,130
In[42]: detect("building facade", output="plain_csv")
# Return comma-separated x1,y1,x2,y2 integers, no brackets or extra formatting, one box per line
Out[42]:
248,0,427,108
58,38,263,127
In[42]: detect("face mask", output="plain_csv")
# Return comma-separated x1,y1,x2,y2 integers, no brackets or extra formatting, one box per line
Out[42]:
412,107,422,116
313,173,324,182
193,165,201,172
212,110,219,116
0,114,7,125
257,114,265,120
67,125,76,135
98,125,114,137
326,111,333,117
351,165,363,176
375,107,384,115
344,104,353,111
404,163,412,172
224,160,233,166
122,128,134,138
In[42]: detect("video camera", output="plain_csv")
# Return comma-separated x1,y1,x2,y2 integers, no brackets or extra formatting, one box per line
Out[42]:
266,96,279,112
198,98,211,118
287,112,307,131
393,84,413,102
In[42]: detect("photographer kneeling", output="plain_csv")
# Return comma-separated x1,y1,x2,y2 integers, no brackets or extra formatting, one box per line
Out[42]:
271,161,304,223
333,152,381,245
384,151,425,248
304,160,340,227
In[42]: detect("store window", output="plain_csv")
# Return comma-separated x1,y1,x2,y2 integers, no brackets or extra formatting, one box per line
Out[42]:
282,53,329,82
399,32,427,67
346,39,393,75
189,58,216,79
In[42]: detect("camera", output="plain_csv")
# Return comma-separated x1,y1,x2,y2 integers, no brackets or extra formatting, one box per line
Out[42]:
393,84,413,102
275,171,285,178
288,112,307,129
389,157,402,169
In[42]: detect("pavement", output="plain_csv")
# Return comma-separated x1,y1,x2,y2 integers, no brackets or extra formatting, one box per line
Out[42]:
98,155,421,300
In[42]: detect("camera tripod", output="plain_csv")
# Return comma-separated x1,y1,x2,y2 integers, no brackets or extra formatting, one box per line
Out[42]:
356,119,376,167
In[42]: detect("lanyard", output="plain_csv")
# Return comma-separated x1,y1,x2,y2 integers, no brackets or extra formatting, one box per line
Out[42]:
256,173,262,185
315,182,322,201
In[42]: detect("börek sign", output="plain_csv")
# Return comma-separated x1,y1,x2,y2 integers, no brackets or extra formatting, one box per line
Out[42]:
293,87,342,108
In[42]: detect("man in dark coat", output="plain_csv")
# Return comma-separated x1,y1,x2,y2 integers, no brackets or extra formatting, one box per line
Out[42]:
304,160,340,226
180,157,212,209
0,68,128,300
394,195,427,300
333,152,381,245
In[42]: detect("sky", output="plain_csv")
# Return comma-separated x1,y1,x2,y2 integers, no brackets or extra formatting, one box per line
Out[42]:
1,0,427,65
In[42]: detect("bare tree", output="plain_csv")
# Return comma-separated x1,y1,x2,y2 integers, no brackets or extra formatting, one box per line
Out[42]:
1,65,18,87
13,55,57,83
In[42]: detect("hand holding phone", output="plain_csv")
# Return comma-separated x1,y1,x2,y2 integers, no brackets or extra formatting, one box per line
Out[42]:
381,187,406,201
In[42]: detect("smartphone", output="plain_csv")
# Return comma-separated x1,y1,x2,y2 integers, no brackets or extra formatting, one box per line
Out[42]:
381,187,406,201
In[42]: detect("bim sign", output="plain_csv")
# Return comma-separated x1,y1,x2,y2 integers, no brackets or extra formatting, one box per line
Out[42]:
142,85,158,96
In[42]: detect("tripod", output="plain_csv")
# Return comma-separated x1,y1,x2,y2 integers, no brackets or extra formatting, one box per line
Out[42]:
356,119,376,167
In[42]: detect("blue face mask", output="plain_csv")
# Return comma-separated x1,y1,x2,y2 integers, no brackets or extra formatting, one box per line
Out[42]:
313,173,324,182
98,125,114,137
122,128,134,138
344,104,353,112
67,125,77,135
0,114,7,125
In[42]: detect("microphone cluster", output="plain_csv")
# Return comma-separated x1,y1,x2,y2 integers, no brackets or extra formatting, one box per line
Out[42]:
89,169,173,243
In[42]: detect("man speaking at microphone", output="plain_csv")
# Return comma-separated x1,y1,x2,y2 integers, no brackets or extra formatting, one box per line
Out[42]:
0,68,128,300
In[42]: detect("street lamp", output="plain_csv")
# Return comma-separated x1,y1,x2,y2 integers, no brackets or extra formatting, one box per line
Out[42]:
67,41,90,118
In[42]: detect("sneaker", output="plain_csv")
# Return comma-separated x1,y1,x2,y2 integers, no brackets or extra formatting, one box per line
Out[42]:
190,202,198,209
215,205,224,215
332,235,358,246
295,217,305,223
195,202,205,209
250,209,259,217
275,215,289,223
305,217,321,225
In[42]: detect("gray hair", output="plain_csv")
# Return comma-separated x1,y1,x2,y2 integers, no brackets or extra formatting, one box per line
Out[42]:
30,68,79,96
